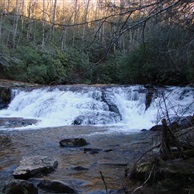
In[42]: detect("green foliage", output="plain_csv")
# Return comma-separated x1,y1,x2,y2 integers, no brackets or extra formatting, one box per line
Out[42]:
90,55,124,84
0,8,193,86
120,24,194,85
6,45,90,84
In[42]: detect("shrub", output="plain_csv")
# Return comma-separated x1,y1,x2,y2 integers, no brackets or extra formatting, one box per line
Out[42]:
120,24,194,85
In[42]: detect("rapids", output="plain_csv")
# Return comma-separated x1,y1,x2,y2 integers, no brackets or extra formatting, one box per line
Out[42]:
0,85,193,132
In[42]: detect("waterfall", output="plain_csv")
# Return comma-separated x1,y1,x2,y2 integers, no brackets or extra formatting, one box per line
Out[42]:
0,85,193,131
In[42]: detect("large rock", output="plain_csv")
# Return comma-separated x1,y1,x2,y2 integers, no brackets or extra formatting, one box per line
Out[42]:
38,180,77,193
0,87,11,109
59,138,88,147
127,157,194,192
3,180,38,194
73,111,121,125
13,156,58,180
101,90,122,119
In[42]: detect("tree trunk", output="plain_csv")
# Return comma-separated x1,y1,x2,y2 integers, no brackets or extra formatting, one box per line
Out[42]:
160,118,184,160
42,0,46,48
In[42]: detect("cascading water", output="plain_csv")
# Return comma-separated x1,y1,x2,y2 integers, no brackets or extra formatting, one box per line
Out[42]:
0,85,193,131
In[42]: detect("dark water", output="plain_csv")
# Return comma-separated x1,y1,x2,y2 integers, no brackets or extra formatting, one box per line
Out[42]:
0,126,156,193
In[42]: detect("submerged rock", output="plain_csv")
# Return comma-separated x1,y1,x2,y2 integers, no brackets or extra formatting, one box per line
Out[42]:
84,148,102,154
3,180,38,194
38,180,77,193
13,156,58,180
73,166,89,171
59,138,88,147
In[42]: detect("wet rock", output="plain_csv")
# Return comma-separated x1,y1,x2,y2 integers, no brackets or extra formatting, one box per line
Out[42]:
37,180,77,193
141,129,148,132
73,166,88,171
3,180,38,194
84,148,102,154
73,117,83,125
0,101,7,109
144,84,157,110
104,149,113,152
73,112,121,125
149,125,163,131
13,156,58,180
59,138,88,147
0,117,38,128
0,87,11,109
101,90,122,120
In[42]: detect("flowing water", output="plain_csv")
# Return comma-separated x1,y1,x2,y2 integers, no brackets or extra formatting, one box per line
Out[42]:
0,85,193,193
0,126,157,193
0,85,193,131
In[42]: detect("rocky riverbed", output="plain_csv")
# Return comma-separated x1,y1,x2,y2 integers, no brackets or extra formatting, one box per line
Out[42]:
0,126,156,193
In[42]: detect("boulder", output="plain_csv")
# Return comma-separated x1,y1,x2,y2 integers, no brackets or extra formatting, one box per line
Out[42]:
38,180,77,193
101,91,122,119
127,157,194,192
13,156,58,180
3,180,38,194
73,112,121,125
73,166,88,171
59,138,88,147
0,87,11,109
84,148,102,154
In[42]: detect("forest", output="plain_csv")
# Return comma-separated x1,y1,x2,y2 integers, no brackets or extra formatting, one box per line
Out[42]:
0,0,193,85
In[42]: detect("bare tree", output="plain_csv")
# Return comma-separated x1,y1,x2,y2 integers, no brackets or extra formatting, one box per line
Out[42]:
41,0,46,48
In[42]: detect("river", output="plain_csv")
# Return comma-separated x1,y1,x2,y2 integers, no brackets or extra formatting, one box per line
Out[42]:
0,84,193,193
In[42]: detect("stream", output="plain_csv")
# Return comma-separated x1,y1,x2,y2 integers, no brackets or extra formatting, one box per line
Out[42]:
0,84,193,193
0,126,157,193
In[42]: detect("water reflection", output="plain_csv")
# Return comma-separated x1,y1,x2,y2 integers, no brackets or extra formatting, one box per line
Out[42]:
0,126,152,193
0,132,19,180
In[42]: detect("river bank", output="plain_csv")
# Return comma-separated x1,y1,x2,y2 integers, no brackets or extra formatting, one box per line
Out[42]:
0,126,156,193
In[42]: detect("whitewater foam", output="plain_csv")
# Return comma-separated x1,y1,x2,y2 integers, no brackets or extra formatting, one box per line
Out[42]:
0,85,193,132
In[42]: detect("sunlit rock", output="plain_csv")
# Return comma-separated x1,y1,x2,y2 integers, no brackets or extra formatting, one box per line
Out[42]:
13,156,58,180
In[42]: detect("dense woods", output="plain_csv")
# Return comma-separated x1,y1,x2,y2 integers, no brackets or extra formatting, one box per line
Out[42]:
0,0,193,85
